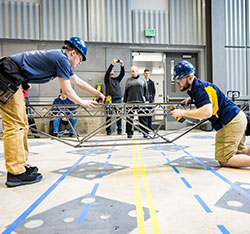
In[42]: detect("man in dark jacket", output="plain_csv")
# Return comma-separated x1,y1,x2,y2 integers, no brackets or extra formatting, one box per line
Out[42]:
124,66,149,138
104,58,125,135
143,69,156,130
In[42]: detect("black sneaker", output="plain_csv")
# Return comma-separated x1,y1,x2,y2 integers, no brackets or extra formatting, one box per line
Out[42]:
107,132,111,135
5,171,43,188
25,164,39,174
127,134,133,138
117,131,122,135
143,134,149,139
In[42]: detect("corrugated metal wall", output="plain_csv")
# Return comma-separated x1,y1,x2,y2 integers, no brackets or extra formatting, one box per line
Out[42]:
224,0,248,96
88,0,132,43
132,9,169,44
169,0,206,45
0,0,40,40
0,0,208,46
41,0,88,41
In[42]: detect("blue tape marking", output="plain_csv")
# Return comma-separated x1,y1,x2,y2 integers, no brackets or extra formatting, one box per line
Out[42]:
77,203,92,226
165,157,171,164
171,165,180,174
161,152,166,157
98,170,105,179
76,143,116,227
104,161,109,167
171,141,250,201
194,194,212,213
2,147,95,234
107,154,111,159
180,177,192,188
91,183,100,196
217,225,231,234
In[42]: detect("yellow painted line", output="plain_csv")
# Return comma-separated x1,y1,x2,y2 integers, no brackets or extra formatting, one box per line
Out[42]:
132,142,146,234
136,143,162,234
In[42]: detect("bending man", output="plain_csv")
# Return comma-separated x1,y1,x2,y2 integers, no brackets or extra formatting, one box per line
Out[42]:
171,60,250,168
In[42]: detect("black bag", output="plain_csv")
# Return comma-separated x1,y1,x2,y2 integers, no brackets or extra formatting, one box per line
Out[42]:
0,57,26,104
246,115,250,136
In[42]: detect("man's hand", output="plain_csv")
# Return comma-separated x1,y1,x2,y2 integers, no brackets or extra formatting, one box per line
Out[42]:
171,109,184,119
62,117,67,121
112,58,117,65
97,93,106,103
182,97,191,106
80,100,98,109
120,60,124,67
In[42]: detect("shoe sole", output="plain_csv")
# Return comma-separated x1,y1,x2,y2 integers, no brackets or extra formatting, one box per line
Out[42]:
5,174,43,188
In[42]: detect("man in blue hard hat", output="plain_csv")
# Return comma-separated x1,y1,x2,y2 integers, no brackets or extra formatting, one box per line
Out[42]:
0,37,105,187
171,60,250,168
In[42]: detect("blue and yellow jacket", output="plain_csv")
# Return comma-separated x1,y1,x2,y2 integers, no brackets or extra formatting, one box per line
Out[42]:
187,78,240,131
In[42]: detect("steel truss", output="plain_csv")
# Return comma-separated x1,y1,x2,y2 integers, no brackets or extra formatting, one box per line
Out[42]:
25,102,208,147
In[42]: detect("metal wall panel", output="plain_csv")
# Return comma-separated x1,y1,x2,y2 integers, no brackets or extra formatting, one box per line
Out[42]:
247,0,250,46
132,9,169,44
88,0,132,43
225,48,247,96
169,0,206,45
225,0,246,46
41,0,88,41
0,0,40,40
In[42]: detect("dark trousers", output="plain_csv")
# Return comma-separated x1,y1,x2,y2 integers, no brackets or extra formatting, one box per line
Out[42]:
106,98,122,133
126,107,148,136
146,107,153,130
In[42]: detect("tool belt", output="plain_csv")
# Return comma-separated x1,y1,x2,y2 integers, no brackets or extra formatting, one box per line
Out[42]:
0,56,27,104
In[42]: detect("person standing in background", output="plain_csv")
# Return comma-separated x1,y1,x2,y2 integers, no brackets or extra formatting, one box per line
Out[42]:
143,69,156,130
104,58,125,135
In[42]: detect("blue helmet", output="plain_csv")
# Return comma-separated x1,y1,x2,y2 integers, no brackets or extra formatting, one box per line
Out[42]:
173,60,195,80
64,37,87,61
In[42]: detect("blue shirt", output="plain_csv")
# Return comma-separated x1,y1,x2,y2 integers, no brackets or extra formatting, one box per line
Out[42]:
187,78,240,131
11,49,74,83
52,96,76,116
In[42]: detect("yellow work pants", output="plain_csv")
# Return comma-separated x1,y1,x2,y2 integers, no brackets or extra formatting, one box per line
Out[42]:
0,86,29,174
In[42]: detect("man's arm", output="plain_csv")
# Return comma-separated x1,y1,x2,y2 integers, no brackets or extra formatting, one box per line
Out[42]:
104,63,114,84
58,77,102,108
171,103,213,120
117,60,125,81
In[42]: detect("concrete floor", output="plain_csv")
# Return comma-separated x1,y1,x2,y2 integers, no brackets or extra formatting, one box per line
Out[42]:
0,130,250,234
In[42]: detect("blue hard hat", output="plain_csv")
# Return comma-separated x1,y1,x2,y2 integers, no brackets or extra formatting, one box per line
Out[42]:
64,37,87,61
173,60,195,80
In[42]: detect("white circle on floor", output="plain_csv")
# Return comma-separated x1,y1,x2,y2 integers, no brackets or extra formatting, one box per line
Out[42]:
24,219,44,229
63,217,74,223
88,162,96,165
128,210,137,217
79,168,85,171
81,198,96,204
186,161,192,164
240,184,250,189
171,163,178,166
98,167,103,170
226,200,243,207
86,174,96,178
100,214,110,219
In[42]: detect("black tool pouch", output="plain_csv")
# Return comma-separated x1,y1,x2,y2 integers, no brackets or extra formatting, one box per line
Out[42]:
0,56,26,104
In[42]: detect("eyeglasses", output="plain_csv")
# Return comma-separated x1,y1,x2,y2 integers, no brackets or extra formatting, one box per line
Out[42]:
77,53,83,63
175,75,189,83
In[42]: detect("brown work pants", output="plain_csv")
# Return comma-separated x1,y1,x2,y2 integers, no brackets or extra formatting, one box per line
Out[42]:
0,86,29,174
